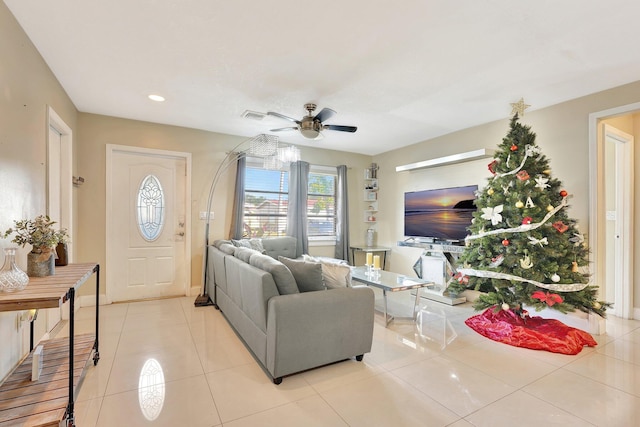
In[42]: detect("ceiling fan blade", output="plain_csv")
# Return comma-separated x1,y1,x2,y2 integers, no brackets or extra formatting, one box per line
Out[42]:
323,124,357,133
267,111,301,124
270,126,298,132
314,108,336,123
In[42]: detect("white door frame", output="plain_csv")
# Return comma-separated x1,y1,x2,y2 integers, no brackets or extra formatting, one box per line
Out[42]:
105,144,192,304
604,124,634,318
47,106,73,260
589,103,640,319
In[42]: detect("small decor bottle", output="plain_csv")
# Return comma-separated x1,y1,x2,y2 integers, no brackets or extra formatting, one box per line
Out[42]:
366,228,375,247
0,248,29,292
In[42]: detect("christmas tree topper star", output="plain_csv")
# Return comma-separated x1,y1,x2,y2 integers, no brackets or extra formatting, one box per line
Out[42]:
510,98,531,117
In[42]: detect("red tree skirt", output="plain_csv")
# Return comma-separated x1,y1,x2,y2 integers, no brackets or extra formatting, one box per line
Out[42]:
465,306,597,355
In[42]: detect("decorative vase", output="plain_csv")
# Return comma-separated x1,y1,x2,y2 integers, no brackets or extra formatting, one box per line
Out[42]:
0,248,29,292
27,250,55,277
366,228,375,247
55,242,68,266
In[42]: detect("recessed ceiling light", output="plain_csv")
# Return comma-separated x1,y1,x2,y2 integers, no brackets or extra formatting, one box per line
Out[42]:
148,94,165,102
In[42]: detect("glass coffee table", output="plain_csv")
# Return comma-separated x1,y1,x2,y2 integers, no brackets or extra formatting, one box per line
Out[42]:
351,266,435,327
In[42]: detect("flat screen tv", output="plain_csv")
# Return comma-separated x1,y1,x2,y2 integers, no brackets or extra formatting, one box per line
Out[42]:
404,185,478,243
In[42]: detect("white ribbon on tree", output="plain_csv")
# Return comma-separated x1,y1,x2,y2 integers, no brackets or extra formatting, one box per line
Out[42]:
466,197,568,241
492,145,541,179
457,267,589,292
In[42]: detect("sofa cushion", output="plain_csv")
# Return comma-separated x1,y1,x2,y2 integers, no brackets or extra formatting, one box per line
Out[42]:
249,253,299,295
234,246,259,263
278,256,325,293
218,243,236,255
262,236,297,259
213,239,232,249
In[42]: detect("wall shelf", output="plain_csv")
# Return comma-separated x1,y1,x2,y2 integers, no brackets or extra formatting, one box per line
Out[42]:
395,148,495,172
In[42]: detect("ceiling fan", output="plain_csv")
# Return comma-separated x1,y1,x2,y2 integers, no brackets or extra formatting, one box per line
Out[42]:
267,103,357,140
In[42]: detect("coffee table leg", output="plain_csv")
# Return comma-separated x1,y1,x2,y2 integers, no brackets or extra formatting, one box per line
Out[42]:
413,288,421,320
383,289,392,327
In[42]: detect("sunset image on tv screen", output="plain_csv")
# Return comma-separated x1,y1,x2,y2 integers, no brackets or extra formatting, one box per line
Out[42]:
404,185,477,241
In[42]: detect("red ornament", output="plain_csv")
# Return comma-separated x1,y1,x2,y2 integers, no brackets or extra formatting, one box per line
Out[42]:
502,239,510,246
560,190,568,197
522,216,532,225
488,160,499,175
510,144,518,151
516,170,530,181
532,290,563,307
453,272,469,284
553,221,569,233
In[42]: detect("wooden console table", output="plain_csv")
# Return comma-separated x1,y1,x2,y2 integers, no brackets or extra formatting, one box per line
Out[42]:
0,263,100,427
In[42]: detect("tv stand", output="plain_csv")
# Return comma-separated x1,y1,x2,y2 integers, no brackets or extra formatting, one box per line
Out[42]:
398,240,465,254
397,241,466,305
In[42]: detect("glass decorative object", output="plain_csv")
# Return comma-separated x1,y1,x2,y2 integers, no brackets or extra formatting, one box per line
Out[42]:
0,247,29,292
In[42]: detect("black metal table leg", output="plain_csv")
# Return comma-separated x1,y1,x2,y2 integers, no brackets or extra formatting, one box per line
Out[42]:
93,264,100,365
66,287,75,425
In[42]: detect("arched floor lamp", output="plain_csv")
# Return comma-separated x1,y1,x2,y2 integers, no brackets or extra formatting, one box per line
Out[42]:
195,134,291,307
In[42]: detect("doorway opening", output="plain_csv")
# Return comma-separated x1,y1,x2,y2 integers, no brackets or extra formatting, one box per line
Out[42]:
589,104,640,319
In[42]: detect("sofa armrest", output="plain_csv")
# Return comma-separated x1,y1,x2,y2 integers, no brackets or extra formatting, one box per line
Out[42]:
266,286,375,378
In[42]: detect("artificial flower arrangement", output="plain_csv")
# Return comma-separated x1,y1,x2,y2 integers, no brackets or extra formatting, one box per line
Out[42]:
2,215,68,262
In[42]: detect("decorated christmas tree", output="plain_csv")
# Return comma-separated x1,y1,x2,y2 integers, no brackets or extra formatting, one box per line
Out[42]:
453,111,610,318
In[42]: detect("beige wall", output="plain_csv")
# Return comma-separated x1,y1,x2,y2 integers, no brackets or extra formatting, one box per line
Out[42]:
373,81,640,313
0,2,79,379
76,113,372,297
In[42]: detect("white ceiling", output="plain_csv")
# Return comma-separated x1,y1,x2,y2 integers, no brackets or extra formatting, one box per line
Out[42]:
6,0,640,155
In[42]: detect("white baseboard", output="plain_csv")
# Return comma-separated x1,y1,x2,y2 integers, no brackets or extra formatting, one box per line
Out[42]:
634,307,640,320
78,294,110,308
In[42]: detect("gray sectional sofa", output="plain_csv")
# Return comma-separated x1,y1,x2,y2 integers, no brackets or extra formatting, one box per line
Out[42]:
207,237,375,384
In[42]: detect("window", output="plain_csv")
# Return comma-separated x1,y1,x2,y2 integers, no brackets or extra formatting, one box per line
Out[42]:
243,160,337,240
136,174,165,241
307,171,336,239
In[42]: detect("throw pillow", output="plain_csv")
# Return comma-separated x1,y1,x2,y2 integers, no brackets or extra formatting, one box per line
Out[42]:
231,239,252,249
249,253,299,295
320,262,352,289
302,254,351,288
248,238,266,254
278,256,325,293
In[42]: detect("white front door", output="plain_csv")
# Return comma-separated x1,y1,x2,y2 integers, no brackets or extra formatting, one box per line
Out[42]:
107,146,191,302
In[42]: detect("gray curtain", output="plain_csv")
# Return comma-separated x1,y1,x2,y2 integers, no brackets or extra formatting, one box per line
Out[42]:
229,155,246,239
335,165,350,261
287,160,309,257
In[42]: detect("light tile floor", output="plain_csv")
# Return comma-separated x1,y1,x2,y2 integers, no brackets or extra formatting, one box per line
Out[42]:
55,292,640,426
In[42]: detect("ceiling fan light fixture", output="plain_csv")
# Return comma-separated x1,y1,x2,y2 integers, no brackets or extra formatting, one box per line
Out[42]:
299,119,321,139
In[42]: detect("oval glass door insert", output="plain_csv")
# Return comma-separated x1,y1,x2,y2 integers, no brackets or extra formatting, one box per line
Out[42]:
137,174,165,241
